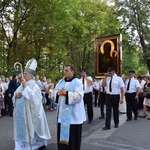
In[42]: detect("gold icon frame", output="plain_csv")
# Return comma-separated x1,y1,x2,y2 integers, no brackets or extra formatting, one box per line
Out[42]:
94,34,122,78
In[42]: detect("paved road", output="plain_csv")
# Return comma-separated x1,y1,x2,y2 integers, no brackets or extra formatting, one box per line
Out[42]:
0,107,150,150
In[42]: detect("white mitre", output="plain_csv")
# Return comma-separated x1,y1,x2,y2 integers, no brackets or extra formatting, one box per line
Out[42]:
24,58,37,74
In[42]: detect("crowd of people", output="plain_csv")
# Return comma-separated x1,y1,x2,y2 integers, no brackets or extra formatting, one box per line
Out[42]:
92,68,150,131
0,74,58,118
0,61,150,150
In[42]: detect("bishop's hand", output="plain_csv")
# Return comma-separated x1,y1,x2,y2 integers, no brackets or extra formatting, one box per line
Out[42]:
15,92,22,99
20,78,26,88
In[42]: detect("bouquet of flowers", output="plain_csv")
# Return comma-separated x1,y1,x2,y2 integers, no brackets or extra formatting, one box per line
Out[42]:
144,87,150,99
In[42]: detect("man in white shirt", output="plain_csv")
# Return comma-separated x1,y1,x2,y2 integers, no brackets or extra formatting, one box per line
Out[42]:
99,78,106,119
80,68,93,123
102,67,125,130
93,78,100,107
125,70,140,121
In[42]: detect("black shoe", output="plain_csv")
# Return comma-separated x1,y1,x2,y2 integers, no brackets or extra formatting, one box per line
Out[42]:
134,117,137,120
114,124,119,128
38,145,46,150
99,116,104,119
102,126,110,130
147,118,150,120
88,120,92,124
126,119,132,121
140,115,146,118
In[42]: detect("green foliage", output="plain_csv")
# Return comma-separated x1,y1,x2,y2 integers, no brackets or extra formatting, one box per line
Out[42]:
115,0,150,72
122,33,148,75
1,0,146,79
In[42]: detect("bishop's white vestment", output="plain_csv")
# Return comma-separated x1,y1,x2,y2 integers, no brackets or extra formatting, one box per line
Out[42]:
13,79,51,150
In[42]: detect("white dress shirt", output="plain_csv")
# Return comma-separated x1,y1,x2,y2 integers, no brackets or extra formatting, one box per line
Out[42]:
139,80,146,92
106,74,125,95
99,79,106,92
80,76,93,94
93,80,100,91
125,77,140,93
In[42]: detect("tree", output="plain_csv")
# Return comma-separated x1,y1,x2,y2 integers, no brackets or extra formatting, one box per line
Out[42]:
0,0,122,80
115,0,150,73
62,0,121,76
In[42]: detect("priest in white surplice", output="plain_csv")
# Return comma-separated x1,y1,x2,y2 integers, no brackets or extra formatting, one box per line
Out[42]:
54,64,86,150
13,58,51,150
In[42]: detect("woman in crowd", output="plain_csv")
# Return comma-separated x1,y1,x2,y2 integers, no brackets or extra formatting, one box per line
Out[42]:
0,80,5,118
48,83,54,111
41,77,47,105
44,79,52,110
137,76,146,116
141,75,150,118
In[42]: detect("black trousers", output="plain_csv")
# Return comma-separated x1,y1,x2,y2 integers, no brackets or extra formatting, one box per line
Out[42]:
84,92,93,122
45,93,50,105
8,97,13,116
105,94,120,128
125,93,138,119
94,90,99,107
4,94,9,114
57,123,82,150
137,93,144,110
99,92,106,117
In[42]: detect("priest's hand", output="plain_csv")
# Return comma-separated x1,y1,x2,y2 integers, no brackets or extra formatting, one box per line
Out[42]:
58,88,67,96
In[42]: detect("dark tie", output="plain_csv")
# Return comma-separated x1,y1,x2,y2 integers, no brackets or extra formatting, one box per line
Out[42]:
109,76,113,92
82,78,85,90
127,78,131,91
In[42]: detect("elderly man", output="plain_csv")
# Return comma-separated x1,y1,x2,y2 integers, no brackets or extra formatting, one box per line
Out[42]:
13,58,51,150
